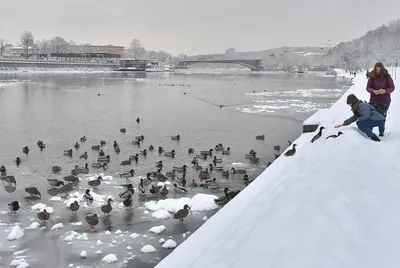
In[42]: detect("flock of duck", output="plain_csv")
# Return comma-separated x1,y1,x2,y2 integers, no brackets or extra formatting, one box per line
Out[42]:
1,126,297,231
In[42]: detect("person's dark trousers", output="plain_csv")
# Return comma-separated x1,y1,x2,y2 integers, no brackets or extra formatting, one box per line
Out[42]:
381,103,390,135
356,120,385,138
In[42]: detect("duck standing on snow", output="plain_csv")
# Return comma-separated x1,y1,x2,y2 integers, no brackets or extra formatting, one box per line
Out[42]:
84,189,94,205
37,209,50,223
173,183,187,193
310,126,325,143
85,214,99,231
8,201,20,215
69,201,80,214
22,146,29,155
326,131,344,139
88,176,103,188
25,187,41,198
123,194,133,210
284,144,297,156
120,169,135,179
173,204,190,222
101,198,113,216
119,184,134,199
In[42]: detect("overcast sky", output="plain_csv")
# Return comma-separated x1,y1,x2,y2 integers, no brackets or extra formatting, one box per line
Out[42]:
1,0,400,55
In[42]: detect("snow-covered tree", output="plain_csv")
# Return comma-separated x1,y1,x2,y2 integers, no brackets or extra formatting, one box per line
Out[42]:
20,30,34,58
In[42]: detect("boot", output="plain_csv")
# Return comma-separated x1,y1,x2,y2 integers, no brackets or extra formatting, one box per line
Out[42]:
371,134,381,142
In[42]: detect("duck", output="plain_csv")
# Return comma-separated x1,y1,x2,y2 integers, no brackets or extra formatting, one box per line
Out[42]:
85,214,99,231
92,163,108,171
132,140,141,146
63,149,73,156
190,179,198,187
114,146,121,154
222,147,231,155
101,198,113,216
16,157,21,166
71,164,89,175
196,154,207,160
267,161,272,167
121,158,132,166
119,184,134,199
99,149,105,157
91,145,100,151
37,209,50,223
176,176,187,187
173,183,187,193
191,157,198,165
37,141,46,151
201,149,213,156
64,175,79,184
84,189,94,204
119,169,135,179
273,145,281,152
213,156,222,164
275,153,280,159
69,201,80,214
215,143,224,151
79,152,88,160
138,178,146,194
80,136,87,142
149,145,154,151
149,185,161,194
22,146,30,155
245,153,257,159
58,183,75,194
74,142,80,149
47,179,64,188
310,126,325,143
2,175,16,185
142,173,153,186
193,163,203,171
284,144,297,157
120,128,126,133
231,168,246,175
209,164,224,171
88,176,103,188
173,204,190,221
136,117,140,123
97,155,111,163
8,201,20,215
171,135,180,141
256,135,265,140
140,149,147,156
199,169,210,180
25,187,41,198
326,131,344,139
222,170,230,178
100,140,106,146
155,160,163,169
135,135,144,141
203,182,220,190
160,185,169,197
166,170,176,178
123,195,133,210
188,148,194,154
113,140,119,149
173,165,187,172
250,157,260,164
164,150,175,157
158,146,165,153
154,169,168,182
214,188,231,206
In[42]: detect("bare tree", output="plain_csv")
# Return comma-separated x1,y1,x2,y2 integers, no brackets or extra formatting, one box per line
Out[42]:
35,39,51,59
130,39,145,59
20,31,34,59
0,38,6,56
50,36,68,60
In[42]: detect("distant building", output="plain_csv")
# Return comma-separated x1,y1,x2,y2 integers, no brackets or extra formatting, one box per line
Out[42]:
72,45,124,57
9,46,38,57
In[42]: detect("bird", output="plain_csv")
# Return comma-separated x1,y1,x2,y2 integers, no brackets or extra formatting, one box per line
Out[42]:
166,170,176,178
22,146,29,155
52,166,61,173
25,187,41,198
98,155,111,163
140,149,147,156
47,179,64,188
155,160,163,169
173,204,190,221
149,145,155,151
63,149,73,157
84,189,94,205
173,183,187,193
64,175,79,183
154,169,168,182
173,165,187,172
222,147,231,155
80,136,87,142
150,185,161,194
80,152,88,160
164,150,175,157
121,158,132,165
136,117,140,123
214,188,231,206
222,170,229,178
119,184,134,199
37,209,50,223
284,144,297,156
85,214,99,231
190,179,198,187
99,149,105,157
171,135,180,141
120,169,135,179
200,149,213,156
256,135,265,140
101,198,113,216
91,145,100,151
114,146,120,154
213,156,222,164
15,157,21,166
135,135,145,141
231,168,246,175
158,146,165,153
8,201,20,215
58,183,75,194
177,175,187,187
326,131,344,139
132,140,141,146
138,179,146,194
100,140,106,146
273,145,281,152
142,173,153,186
0,165,6,174
113,140,119,149
37,141,46,151
120,128,126,133
310,126,325,143
69,201,80,214
214,143,224,151
74,142,80,149
160,185,169,197
123,194,133,210
88,176,103,188
2,175,16,186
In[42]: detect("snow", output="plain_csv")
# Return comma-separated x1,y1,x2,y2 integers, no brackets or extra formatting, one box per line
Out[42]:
130,233,140,239
94,250,102,255
10,259,29,267
202,216,208,221
140,245,157,253
102,254,118,263
13,249,28,256
50,223,64,231
159,238,166,244
151,209,170,219
149,225,166,234
70,221,82,226
7,226,24,241
64,231,88,241
115,229,122,234
144,210,149,214
64,191,105,208
80,250,87,258
162,239,177,249
96,240,103,245
126,246,132,250
105,230,111,235
50,196,62,202
156,71,400,268
25,222,40,230
31,203,54,214
145,194,218,217
303,108,329,125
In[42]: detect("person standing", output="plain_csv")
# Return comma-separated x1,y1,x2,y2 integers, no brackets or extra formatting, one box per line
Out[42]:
366,62,395,136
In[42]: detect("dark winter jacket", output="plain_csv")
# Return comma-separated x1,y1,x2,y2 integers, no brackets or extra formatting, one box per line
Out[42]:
343,101,385,126
366,73,395,104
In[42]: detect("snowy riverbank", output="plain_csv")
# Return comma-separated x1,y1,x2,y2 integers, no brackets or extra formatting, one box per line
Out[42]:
157,71,400,268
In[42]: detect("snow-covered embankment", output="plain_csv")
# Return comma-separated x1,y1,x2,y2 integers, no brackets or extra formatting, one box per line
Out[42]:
156,71,400,268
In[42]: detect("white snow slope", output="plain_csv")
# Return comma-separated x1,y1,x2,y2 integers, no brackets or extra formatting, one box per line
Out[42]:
156,72,400,268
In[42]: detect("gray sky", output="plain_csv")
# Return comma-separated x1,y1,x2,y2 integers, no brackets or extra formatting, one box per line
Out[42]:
1,0,400,55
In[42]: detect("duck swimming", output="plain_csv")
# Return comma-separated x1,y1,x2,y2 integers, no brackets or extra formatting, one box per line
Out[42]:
25,187,41,198
22,146,29,155
69,201,80,214
64,175,79,184
100,140,106,146
136,117,140,123
173,183,187,193
155,160,163,169
132,140,141,146
142,173,153,186
130,154,139,163
173,204,190,221
8,201,20,215
140,149,147,156
273,145,281,153
63,149,73,157
119,184,134,199
135,135,145,141
310,126,325,143
326,131,344,139
158,146,165,153
123,194,133,210
166,170,176,178
119,169,135,179
231,168,246,175
154,169,168,182
173,165,187,172
74,142,80,149
191,157,198,165
199,169,210,180
88,176,103,188
176,175,187,187
171,135,180,141
213,156,222,164
85,213,99,231
188,148,194,154
84,189,94,204
114,146,120,154
190,179,198,187
201,149,213,156
2,175,16,186
149,145,155,151
284,144,297,156
91,145,100,151
149,185,161,194
138,178,146,194
52,166,61,173
215,143,224,151
222,147,231,155
99,149,105,157
120,128,126,133
15,157,21,166
37,209,50,223
121,158,132,166
37,141,46,151
101,198,113,216
92,163,108,171
256,135,265,140
222,170,229,178
98,155,110,163
80,152,88,160
47,179,64,188
80,136,87,142
214,188,231,206
113,140,119,149
164,150,175,157
1,165,7,174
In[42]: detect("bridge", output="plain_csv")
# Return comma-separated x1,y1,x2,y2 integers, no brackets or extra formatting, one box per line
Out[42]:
177,59,263,71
